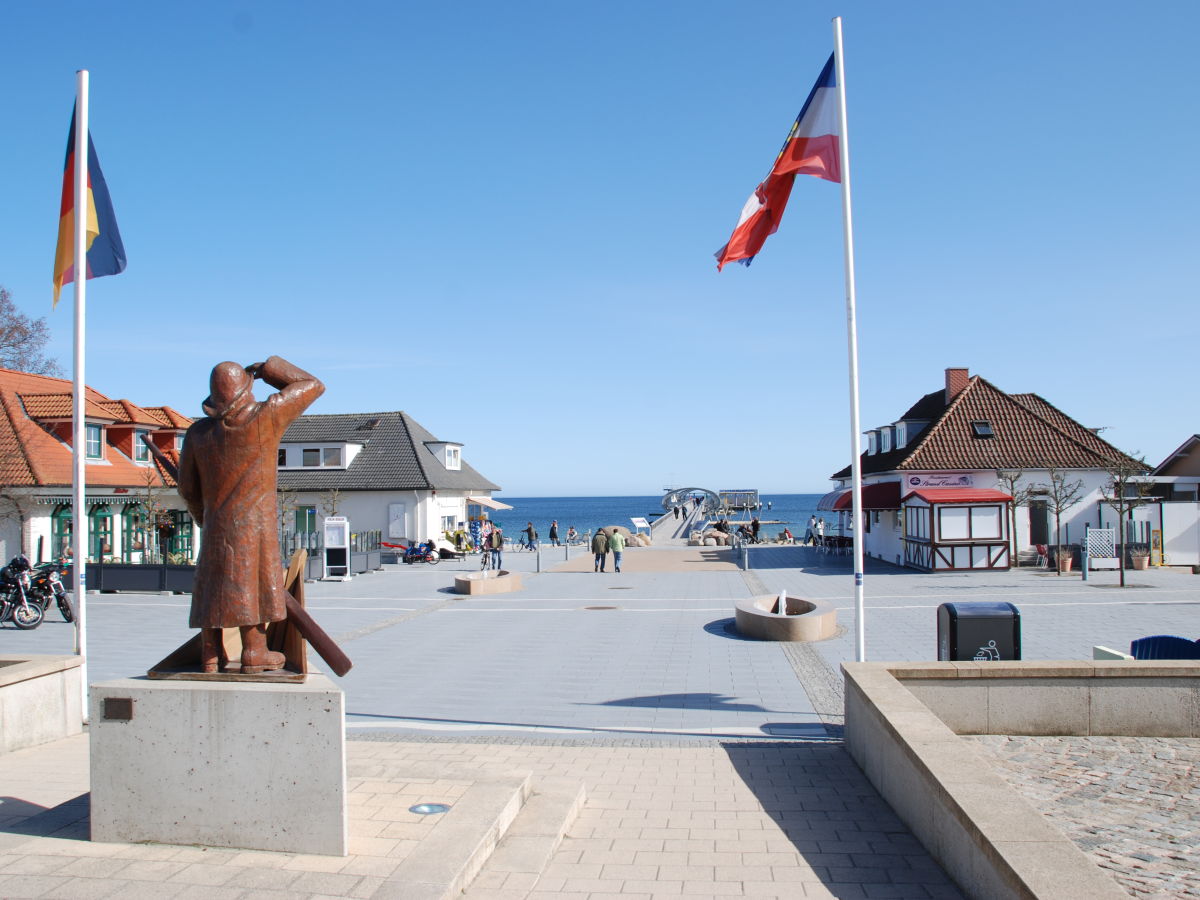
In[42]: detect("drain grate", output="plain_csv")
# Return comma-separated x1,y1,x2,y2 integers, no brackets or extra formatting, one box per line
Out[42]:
584,605,618,610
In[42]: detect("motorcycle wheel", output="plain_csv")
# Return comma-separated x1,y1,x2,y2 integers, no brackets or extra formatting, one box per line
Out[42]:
425,554,440,565
57,593,75,623
12,603,44,630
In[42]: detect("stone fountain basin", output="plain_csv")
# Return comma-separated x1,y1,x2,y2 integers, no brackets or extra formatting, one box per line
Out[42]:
734,594,838,641
453,570,523,595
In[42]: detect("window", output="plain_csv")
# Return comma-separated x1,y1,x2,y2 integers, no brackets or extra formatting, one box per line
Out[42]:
134,430,150,462
905,506,930,540
322,447,341,467
937,504,1003,541
970,505,1001,538
867,431,877,455
302,448,320,466
168,510,194,561
85,424,103,459
278,448,287,466
939,507,970,540
175,433,184,451
895,422,907,449
122,503,148,561
89,505,113,561
51,505,73,560
446,446,461,470
970,420,994,438
440,515,456,534
880,428,892,453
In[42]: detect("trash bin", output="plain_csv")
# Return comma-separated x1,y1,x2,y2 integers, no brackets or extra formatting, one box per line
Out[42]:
937,601,1021,661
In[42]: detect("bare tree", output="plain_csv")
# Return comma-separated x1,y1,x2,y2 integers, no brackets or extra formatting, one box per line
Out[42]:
319,488,343,518
135,466,171,563
277,485,299,533
0,286,61,375
1099,454,1153,587
1042,468,1085,575
996,470,1035,565
0,488,34,557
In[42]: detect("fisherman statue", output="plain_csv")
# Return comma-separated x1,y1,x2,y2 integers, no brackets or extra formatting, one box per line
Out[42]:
177,356,323,674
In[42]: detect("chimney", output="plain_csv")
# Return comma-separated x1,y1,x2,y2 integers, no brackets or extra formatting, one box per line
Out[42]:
945,368,969,404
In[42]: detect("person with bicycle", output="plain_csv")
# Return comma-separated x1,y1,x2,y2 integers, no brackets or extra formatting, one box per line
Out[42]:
489,525,504,569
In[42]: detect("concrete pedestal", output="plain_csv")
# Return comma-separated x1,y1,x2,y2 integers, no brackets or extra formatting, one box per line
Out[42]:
89,674,346,855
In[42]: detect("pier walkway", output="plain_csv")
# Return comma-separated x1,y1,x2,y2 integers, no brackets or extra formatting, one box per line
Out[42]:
4,547,1198,897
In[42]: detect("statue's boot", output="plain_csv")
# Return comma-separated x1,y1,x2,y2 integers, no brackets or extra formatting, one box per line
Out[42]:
199,628,224,674
239,623,286,674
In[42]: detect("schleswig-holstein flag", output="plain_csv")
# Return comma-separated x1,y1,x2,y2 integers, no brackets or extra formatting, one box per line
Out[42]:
715,54,840,270
52,105,126,306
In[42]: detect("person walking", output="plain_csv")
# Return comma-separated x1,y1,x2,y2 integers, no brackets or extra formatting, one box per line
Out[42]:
591,529,609,573
815,517,826,547
522,521,537,551
805,515,817,545
549,520,560,547
750,516,761,544
489,525,504,570
608,528,626,573
673,506,680,520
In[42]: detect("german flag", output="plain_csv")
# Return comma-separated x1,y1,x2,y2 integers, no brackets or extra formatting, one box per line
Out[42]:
52,105,126,306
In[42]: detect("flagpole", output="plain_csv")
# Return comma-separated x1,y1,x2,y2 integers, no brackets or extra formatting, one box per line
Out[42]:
72,68,90,720
831,18,866,662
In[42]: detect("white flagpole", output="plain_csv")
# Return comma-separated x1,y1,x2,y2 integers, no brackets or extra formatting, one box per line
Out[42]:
71,69,91,720
832,18,867,662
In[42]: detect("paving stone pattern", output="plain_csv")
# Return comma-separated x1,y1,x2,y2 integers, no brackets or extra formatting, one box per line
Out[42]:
969,735,1200,899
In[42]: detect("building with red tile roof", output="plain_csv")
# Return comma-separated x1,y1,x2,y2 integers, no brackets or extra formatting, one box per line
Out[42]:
821,368,1148,571
0,366,194,563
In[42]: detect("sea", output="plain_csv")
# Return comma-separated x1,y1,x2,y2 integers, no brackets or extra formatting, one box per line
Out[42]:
488,493,826,539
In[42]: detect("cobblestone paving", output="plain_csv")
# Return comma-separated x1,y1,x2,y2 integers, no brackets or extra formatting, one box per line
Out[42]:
968,735,1200,899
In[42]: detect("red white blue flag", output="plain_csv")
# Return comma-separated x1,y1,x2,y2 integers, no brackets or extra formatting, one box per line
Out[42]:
715,55,840,271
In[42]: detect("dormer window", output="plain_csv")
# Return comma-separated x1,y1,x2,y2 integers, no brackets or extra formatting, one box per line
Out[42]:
85,424,104,460
971,420,994,438
446,446,460,470
895,422,907,449
880,427,892,453
134,430,151,463
867,431,877,455
278,442,354,469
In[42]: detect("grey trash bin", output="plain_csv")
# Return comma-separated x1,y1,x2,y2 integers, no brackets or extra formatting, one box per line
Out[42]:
937,601,1021,661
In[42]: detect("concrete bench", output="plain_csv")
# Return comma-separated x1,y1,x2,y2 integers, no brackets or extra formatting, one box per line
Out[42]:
733,594,837,641
454,570,523,595
0,654,83,754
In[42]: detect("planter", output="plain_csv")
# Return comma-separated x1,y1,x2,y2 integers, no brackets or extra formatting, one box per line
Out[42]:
1131,556,1150,570
1057,557,1074,572
77,562,196,593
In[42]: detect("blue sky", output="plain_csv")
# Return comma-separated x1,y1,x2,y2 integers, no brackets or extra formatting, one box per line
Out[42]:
2,1,1196,496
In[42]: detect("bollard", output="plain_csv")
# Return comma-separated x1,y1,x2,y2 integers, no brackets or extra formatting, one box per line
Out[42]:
536,546,541,573
741,547,749,570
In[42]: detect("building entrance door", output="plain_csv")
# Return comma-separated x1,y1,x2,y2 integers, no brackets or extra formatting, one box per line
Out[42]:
1028,499,1049,546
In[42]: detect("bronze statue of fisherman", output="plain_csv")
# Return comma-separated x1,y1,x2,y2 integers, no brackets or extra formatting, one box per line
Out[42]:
177,356,323,674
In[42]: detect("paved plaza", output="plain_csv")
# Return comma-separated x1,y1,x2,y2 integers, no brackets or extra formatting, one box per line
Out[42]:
1,545,1197,897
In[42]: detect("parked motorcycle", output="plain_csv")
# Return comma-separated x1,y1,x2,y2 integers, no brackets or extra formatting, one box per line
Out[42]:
0,556,44,630
29,559,74,623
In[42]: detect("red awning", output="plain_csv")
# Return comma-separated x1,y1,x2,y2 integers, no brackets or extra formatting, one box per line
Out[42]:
902,488,1013,505
816,482,901,511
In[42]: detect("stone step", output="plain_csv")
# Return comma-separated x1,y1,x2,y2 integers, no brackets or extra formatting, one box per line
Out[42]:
460,776,587,899
371,771,532,900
